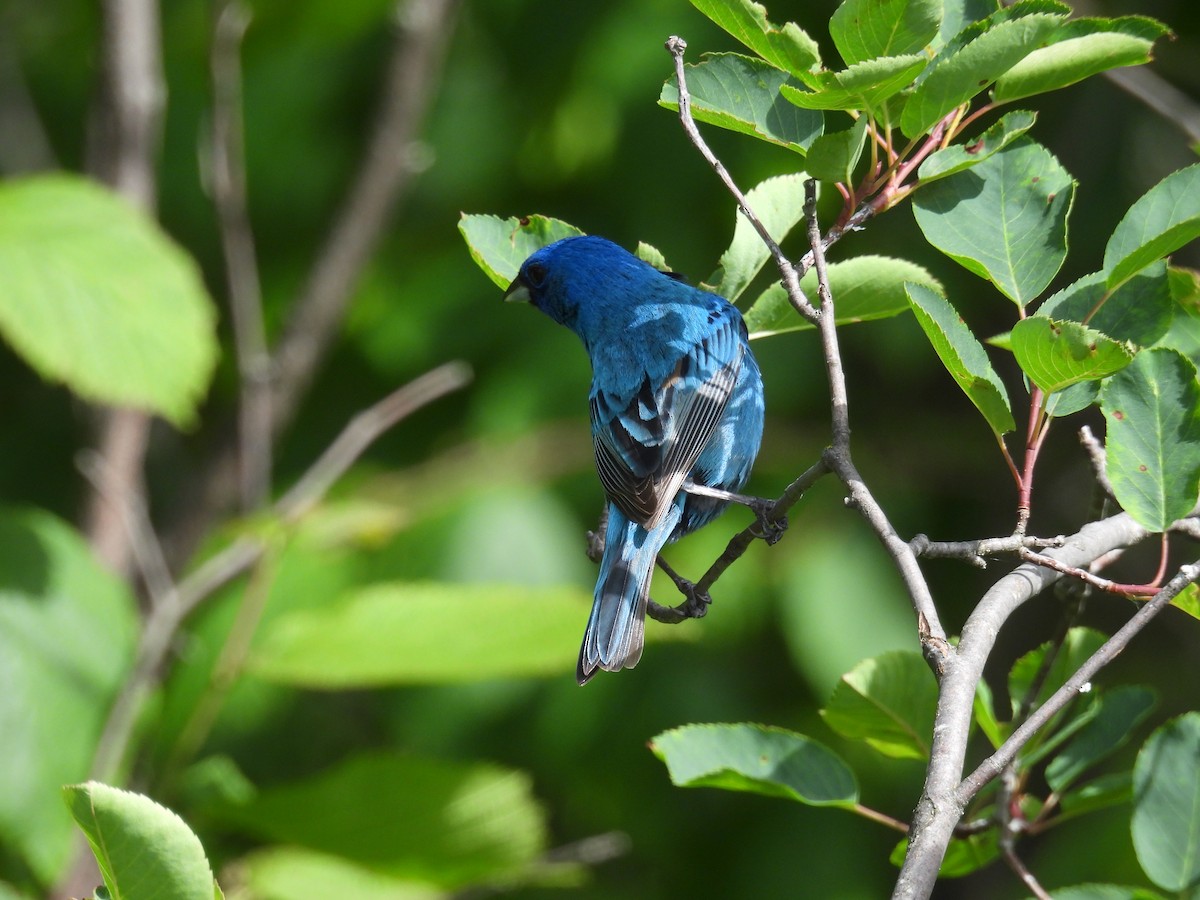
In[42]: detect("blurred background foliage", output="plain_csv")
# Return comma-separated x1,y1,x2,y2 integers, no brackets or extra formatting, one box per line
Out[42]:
3,0,1200,897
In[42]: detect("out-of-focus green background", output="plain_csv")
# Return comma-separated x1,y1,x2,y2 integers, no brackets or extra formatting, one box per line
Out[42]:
5,0,1200,897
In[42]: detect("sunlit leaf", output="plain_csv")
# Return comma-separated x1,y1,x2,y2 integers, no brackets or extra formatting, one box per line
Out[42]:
918,110,1037,183
821,651,937,760
251,581,592,686
1039,263,1174,347
781,54,927,112
650,723,858,806
1104,163,1200,290
1101,348,1200,532
0,510,138,884
907,282,1015,436
993,16,1170,103
900,12,1065,138
0,175,218,425
708,173,810,302
660,54,824,153
218,752,546,889
746,255,940,337
458,213,584,289
913,139,1075,306
1011,316,1134,394
63,782,219,900
687,0,822,79
1170,583,1200,622
830,0,942,66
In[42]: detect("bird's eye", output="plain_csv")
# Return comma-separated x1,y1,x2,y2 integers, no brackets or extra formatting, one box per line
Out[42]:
525,262,548,288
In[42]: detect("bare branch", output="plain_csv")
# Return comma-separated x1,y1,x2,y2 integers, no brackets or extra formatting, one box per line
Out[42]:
271,0,461,433
88,362,471,785
892,512,1151,900
81,0,166,577
910,533,1067,568
210,0,271,511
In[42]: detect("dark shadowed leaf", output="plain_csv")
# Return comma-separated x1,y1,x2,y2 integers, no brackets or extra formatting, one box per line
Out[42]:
1039,263,1174,348
1132,714,1200,892
1046,685,1158,792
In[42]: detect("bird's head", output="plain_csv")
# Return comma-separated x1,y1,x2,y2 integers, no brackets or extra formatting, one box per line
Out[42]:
505,235,645,331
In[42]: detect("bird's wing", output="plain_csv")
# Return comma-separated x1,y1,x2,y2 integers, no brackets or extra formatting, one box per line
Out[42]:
592,312,744,529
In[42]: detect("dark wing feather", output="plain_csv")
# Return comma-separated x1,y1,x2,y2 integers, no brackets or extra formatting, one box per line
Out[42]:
592,313,744,528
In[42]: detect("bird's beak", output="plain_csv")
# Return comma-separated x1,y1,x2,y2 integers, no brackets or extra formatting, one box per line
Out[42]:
504,277,531,304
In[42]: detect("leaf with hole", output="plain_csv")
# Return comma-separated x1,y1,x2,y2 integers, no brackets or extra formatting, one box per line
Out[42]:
1011,316,1134,394
458,214,583,289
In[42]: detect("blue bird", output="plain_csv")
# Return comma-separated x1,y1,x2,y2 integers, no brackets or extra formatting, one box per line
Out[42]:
505,235,765,685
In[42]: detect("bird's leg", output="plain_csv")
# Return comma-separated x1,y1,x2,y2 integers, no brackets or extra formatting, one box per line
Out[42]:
682,479,788,545
652,555,712,620
585,504,609,563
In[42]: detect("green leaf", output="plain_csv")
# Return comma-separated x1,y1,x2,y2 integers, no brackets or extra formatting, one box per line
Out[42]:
1008,628,1107,751
659,54,824,153
218,752,546,889
1171,583,1200,622
1056,772,1135,825
974,679,1006,748
0,175,217,425
707,173,809,302
1104,163,1200,290
1048,884,1168,900
906,282,1015,436
63,782,218,900
820,651,937,760
746,254,940,337
918,110,1038,183
830,0,942,66
1155,267,1200,359
251,581,593,686
993,17,1171,103
687,0,822,79
1040,263,1174,348
232,847,448,900
804,117,869,185
890,831,999,877
1045,685,1158,792
913,139,1075,306
1011,316,1135,394
1132,713,1200,892
781,54,927,112
650,723,858,806
1101,348,1200,532
900,13,1066,138
0,510,138,885
458,213,584,289
635,241,671,271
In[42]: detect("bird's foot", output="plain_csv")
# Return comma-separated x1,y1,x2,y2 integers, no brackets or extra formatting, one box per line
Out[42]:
748,497,788,546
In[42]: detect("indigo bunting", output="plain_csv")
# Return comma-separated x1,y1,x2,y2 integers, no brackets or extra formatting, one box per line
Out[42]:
505,236,764,684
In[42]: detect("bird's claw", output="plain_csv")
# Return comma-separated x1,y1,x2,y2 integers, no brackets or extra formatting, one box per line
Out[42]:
678,578,712,619
748,499,788,546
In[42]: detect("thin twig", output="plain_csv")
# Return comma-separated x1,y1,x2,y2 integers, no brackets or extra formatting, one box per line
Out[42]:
88,362,471,785
1017,547,1160,596
910,533,1066,569
211,0,272,510
665,35,817,322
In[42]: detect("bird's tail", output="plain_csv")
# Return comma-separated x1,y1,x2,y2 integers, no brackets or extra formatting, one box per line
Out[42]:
577,501,682,685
